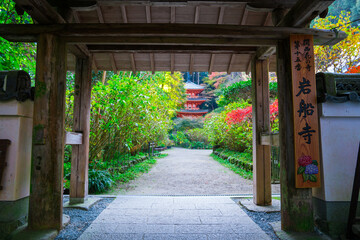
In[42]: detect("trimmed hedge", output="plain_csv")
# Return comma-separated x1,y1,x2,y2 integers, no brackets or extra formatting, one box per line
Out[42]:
213,148,253,172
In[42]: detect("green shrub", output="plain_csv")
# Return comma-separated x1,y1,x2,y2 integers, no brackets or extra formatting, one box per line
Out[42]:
217,80,278,107
170,128,212,149
186,128,210,144
172,118,204,132
63,162,71,190
88,169,113,194
204,100,252,152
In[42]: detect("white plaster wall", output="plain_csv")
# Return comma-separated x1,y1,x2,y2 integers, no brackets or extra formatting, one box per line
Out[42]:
0,100,33,201
313,102,360,202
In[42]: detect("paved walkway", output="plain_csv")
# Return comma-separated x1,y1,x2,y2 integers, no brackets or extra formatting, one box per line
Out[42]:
78,196,271,240
116,148,280,195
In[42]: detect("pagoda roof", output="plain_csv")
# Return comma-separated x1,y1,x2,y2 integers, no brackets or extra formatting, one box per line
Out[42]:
177,109,209,113
184,81,205,90
187,98,207,102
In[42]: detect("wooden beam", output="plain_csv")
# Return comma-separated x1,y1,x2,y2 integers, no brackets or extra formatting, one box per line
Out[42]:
13,0,65,24
110,53,117,72
52,1,299,9
278,0,334,27
73,11,81,23
227,54,235,74
87,45,257,53
209,54,215,73
14,0,89,60
170,53,175,73
251,58,271,206
0,24,346,46
256,46,276,60
96,7,104,23
130,53,136,74
218,6,225,24
70,11,91,58
194,6,200,24
68,45,89,58
146,6,152,23
240,7,248,25
170,6,176,23
67,37,278,46
189,54,194,74
150,53,155,73
70,56,92,205
29,33,67,231
121,6,128,23
65,132,83,145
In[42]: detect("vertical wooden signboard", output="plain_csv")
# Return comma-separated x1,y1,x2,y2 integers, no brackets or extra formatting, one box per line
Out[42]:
290,35,321,188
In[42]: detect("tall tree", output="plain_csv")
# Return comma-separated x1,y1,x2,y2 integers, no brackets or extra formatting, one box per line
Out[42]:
312,11,360,73
0,0,36,79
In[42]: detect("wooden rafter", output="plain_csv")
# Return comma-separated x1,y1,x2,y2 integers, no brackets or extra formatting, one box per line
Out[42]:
87,45,257,53
58,0,299,9
256,46,276,60
121,6,128,23
1,24,346,47
257,0,334,60
96,7,105,23
209,54,215,73
189,54,194,74
263,12,271,26
241,7,248,25
150,53,155,73
13,0,65,24
170,53,175,73
194,6,200,24
218,6,225,24
170,6,176,23
146,6,152,23
246,55,252,74
227,54,235,74
73,11,81,23
278,0,332,27
130,53,136,73
110,53,117,72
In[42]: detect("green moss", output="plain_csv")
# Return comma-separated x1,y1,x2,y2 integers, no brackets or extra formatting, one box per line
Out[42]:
33,124,45,144
35,81,46,98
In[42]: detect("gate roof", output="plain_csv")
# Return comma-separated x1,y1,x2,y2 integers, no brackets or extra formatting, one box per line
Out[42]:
4,0,346,73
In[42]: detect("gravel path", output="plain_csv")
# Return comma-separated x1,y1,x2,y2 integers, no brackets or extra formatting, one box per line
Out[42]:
55,198,114,240
115,148,280,195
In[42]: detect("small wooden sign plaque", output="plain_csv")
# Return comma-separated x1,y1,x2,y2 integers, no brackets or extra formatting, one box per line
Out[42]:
290,35,321,188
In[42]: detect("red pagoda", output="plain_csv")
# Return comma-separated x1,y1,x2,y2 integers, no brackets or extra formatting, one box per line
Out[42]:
177,81,208,118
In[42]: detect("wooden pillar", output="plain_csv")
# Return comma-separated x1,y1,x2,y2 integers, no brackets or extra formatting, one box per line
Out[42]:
29,34,67,230
251,58,272,206
70,56,92,204
277,39,314,232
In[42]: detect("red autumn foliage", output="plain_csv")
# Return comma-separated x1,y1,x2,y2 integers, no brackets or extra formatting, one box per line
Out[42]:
225,106,252,125
225,99,279,125
346,65,360,73
270,99,279,122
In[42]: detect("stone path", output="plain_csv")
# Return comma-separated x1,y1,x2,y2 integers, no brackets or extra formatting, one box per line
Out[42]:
116,148,280,195
78,196,271,240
